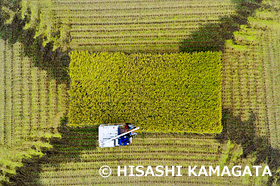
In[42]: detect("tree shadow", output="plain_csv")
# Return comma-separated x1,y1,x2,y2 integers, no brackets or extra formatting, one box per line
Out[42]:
217,108,257,156
0,11,70,86
0,11,72,184
179,0,263,52
4,157,44,186
4,118,98,186
217,108,280,185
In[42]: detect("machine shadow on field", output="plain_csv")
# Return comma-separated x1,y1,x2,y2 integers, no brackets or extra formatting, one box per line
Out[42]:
179,0,262,52
44,118,99,165
217,109,280,185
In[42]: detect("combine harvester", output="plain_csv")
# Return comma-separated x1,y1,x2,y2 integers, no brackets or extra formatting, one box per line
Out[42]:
99,123,140,148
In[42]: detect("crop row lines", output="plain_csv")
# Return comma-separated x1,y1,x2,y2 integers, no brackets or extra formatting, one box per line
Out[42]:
47,150,219,159
58,137,220,143
246,49,257,111
261,30,280,147
57,138,221,145
74,39,222,47
53,0,232,6
70,29,196,37
257,32,272,139
22,56,33,139
49,79,58,130
249,46,266,131
73,44,180,52
237,54,250,121
0,39,5,146
268,30,280,148
222,43,263,134
222,19,280,140
228,50,240,116
41,159,216,168
47,147,220,156
71,34,190,40
70,26,201,33
41,157,218,173
261,33,274,141
52,5,234,12
221,48,234,108
0,41,67,140
40,158,219,172
31,67,41,135
274,30,280,148
37,173,243,186
53,142,220,149
70,18,223,26
12,43,24,144
40,70,49,133
249,42,268,136
70,21,220,29
0,39,70,183
55,11,234,19
55,146,219,154
54,0,197,4
39,170,241,181
38,179,242,186
56,131,218,138
5,43,13,147
56,134,217,139
54,0,236,52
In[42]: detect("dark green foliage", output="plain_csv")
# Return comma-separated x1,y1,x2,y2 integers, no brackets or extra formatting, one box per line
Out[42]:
69,51,222,133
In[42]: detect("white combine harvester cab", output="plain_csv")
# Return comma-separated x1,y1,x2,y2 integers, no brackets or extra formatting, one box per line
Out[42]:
99,123,140,148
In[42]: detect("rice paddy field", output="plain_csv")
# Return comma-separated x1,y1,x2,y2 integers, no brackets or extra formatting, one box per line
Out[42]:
222,3,280,149
52,0,236,52
26,130,247,186
0,0,280,185
0,39,68,183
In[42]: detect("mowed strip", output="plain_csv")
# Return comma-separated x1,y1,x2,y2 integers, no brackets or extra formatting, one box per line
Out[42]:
31,131,245,186
50,0,236,52
0,40,69,183
0,39,5,146
221,6,280,148
5,43,13,147
12,43,24,144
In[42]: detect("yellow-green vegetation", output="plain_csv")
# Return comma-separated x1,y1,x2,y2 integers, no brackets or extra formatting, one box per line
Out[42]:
20,0,71,51
0,40,68,183
242,155,270,186
219,140,243,168
68,51,222,133
9,0,70,51
1,0,70,51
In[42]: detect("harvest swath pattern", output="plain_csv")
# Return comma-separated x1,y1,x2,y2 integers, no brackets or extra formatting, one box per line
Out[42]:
28,130,246,186
52,0,236,52
222,5,280,149
0,39,68,182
